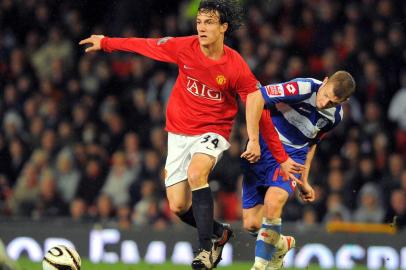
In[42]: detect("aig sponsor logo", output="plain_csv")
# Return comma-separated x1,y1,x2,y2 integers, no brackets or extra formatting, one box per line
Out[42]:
186,76,223,101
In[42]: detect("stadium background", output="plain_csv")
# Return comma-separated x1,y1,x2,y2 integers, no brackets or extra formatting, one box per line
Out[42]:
0,0,405,269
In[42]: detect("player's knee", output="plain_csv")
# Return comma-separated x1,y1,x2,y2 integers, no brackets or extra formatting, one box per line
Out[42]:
243,217,261,232
168,200,189,215
187,170,208,188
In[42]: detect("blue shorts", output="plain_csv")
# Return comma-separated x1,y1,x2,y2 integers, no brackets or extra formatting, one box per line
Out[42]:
241,137,306,209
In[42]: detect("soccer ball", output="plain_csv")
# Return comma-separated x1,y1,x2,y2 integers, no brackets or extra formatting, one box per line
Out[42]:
42,245,81,270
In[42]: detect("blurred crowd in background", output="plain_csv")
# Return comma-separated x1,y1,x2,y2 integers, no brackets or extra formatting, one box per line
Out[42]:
0,0,405,231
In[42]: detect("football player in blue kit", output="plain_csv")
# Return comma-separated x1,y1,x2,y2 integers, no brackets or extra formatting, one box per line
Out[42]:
242,71,356,270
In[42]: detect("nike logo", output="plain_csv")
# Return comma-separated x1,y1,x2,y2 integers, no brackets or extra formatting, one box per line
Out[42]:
184,64,194,70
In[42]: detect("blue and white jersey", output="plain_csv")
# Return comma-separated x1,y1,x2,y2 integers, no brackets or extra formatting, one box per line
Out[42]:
260,78,343,153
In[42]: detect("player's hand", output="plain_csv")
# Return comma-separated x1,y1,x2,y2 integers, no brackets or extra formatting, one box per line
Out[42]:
241,139,261,163
298,182,315,202
79,35,105,52
280,157,305,180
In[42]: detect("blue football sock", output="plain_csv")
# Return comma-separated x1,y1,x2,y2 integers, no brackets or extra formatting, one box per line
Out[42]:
255,218,282,261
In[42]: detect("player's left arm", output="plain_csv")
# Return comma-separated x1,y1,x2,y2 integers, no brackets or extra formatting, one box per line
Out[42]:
301,143,317,185
300,103,342,185
298,120,334,202
298,143,317,202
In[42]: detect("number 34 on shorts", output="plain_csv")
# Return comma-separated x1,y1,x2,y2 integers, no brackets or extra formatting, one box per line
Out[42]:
194,133,230,158
200,134,220,150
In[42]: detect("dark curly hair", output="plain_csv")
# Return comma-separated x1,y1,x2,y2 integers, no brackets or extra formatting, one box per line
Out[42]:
198,0,244,35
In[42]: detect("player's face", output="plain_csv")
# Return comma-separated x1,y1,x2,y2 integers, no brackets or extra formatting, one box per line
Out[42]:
316,78,343,110
196,11,228,46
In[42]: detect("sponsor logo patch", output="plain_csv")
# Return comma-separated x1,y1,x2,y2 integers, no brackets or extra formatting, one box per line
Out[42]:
283,82,299,96
265,85,282,96
186,76,223,101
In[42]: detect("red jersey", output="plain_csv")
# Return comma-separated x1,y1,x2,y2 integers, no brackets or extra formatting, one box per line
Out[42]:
101,35,258,140
101,35,288,163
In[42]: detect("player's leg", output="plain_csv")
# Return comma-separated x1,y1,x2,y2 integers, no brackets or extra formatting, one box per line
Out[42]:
187,153,216,269
166,174,232,269
241,153,267,238
188,132,231,269
164,133,226,237
165,132,194,220
241,159,282,270
264,187,296,270
252,187,289,270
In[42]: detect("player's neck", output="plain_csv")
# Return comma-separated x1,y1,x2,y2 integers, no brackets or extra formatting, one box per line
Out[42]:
200,38,225,60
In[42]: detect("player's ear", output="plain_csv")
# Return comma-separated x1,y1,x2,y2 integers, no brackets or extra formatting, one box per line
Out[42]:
319,77,329,89
221,22,228,33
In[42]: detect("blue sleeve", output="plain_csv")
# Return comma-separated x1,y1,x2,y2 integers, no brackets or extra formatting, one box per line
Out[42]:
260,79,315,106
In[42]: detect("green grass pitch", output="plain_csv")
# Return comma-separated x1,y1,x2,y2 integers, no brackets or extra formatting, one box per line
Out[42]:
17,257,369,270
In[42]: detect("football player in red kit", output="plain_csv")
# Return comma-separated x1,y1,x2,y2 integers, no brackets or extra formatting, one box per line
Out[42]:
80,1,302,269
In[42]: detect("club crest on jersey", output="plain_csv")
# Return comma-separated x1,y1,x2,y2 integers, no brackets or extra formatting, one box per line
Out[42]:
186,76,223,101
316,118,329,129
265,85,282,96
283,82,299,96
216,75,227,86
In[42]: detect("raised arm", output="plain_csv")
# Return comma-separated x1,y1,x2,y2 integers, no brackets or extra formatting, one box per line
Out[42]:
79,35,179,63
79,34,104,52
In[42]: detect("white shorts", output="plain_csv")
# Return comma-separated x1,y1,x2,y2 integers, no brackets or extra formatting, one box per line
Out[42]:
164,132,230,187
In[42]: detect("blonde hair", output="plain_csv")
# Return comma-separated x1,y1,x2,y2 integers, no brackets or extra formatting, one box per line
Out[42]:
328,70,356,100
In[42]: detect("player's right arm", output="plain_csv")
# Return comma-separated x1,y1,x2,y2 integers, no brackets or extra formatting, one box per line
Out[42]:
242,90,263,163
79,34,180,63
260,79,314,106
